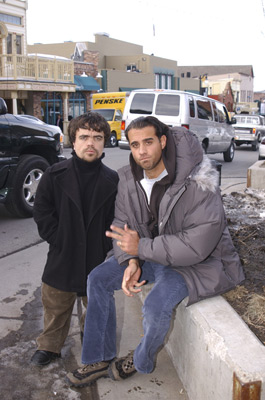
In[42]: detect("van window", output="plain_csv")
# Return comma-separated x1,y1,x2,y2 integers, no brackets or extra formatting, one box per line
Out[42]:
155,94,180,116
196,99,213,120
188,96,195,118
130,93,155,114
212,102,219,122
215,102,226,123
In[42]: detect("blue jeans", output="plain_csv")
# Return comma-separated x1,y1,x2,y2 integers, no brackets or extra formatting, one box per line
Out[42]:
81,256,188,374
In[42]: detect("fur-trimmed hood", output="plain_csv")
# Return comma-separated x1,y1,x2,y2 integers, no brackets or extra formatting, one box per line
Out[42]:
167,127,219,193
191,154,219,193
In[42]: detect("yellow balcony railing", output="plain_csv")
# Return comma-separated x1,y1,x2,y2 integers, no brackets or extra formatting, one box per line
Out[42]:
0,54,74,83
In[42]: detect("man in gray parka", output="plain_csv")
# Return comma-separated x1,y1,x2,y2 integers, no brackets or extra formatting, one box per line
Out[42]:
66,116,244,388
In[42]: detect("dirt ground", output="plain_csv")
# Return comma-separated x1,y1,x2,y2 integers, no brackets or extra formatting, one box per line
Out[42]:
221,189,265,345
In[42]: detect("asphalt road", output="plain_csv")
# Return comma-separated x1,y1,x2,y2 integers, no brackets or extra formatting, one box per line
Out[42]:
0,145,259,259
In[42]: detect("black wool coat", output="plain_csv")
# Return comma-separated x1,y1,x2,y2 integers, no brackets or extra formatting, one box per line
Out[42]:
33,156,119,293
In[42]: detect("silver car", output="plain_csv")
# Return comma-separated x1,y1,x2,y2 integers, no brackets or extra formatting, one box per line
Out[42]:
258,136,265,160
233,115,265,151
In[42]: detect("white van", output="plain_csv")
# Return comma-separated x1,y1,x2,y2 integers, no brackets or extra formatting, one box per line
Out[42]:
119,89,236,162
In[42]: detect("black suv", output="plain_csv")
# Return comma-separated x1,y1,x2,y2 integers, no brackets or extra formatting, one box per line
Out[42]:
0,98,66,218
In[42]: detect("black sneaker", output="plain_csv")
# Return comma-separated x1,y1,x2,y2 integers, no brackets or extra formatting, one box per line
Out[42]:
65,360,112,388
108,351,136,381
31,350,61,366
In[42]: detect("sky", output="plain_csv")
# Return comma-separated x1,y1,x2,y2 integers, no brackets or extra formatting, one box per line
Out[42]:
26,0,265,91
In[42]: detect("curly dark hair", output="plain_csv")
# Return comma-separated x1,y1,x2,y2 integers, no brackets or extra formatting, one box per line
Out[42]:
125,116,169,141
68,112,111,147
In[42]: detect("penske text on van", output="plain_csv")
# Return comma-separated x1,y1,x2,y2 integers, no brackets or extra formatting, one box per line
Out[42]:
92,92,129,147
119,89,236,162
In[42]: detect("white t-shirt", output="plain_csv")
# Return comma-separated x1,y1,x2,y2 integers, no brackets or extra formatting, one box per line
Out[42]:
140,169,168,204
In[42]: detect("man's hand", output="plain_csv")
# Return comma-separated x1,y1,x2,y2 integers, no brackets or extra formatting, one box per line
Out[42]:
122,259,145,297
106,224,139,256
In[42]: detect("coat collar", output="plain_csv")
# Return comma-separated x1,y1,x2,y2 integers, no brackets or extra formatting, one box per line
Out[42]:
51,157,116,215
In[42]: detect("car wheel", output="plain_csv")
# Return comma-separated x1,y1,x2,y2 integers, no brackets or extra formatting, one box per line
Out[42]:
5,155,50,218
223,142,235,162
251,141,259,151
108,132,117,148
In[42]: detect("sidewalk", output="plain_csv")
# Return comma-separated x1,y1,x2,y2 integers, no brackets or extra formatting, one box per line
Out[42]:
0,242,188,400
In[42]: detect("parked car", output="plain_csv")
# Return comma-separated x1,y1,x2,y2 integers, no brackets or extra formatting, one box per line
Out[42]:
233,114,265,151
258,136,265,160
119,89,236,162
0,98,65,218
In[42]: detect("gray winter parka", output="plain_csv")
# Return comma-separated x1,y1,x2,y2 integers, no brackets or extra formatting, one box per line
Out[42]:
112,127,244,305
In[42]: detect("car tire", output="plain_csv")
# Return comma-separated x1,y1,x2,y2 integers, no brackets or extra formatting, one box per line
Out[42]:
223,142,235,162
5,155,50,218
108,132,117,148
251,141,259,151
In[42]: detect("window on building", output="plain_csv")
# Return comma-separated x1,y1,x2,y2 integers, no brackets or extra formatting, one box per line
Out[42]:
240,91,246,102
247,91,252,102
41,92,62,125
127,65,137,72
0,13,21,25
155,74,160,88
181,73,185,78
155,73,173,89
16,35,22,55
7,33,12,54
187,72,191,78
167,75,172,89
69,92,86,118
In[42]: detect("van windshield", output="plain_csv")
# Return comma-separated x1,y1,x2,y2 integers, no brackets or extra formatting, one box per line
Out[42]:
130,93,155,114
94,109,115,121
155,94,180,116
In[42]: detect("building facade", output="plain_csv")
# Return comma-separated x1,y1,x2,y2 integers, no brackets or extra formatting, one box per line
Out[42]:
0,0,100,143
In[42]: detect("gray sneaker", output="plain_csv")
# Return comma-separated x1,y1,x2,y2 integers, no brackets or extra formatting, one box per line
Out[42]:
108,351,136,380
65,360,112,388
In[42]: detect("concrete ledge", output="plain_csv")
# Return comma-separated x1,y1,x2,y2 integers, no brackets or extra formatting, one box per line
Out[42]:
139,285,265,400
247,160,265,189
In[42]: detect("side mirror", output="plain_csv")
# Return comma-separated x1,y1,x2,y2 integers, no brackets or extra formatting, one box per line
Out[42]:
0,98,8,115
230,117,236,124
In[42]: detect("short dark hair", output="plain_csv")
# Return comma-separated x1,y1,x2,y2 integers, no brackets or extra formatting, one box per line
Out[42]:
68,112,111,147
125,116,169,141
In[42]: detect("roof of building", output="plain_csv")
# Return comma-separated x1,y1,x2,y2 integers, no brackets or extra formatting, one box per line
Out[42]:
177,65,254,78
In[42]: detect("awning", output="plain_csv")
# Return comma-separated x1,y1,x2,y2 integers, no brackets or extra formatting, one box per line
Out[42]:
74,75,100,91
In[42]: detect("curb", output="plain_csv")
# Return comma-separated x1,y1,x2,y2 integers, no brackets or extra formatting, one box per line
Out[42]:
139,285,265,400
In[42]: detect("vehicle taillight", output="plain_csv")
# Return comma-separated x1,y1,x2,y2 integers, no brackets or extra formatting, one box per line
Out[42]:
181,124,189,130
252,128,256,134
121,120,125,131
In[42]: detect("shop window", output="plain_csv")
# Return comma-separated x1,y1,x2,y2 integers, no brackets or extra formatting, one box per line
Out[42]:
41,92,62,125
69,92,86,118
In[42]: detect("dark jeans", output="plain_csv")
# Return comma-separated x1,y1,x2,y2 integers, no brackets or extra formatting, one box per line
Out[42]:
82,256,188,373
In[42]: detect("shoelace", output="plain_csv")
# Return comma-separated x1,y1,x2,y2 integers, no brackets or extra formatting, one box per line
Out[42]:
80,362,103,372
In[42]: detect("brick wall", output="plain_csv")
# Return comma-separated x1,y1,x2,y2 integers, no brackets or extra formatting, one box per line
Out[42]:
74,51,99,78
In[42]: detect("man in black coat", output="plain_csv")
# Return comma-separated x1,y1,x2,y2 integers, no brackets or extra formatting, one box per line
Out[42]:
31,112,119,366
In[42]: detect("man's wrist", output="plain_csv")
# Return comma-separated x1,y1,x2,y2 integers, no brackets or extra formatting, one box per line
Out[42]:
128,258,139,267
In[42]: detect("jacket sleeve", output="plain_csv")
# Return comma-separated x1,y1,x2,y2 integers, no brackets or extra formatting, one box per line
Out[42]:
138,187,226,267
112,177,138,265
33,169,59,245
